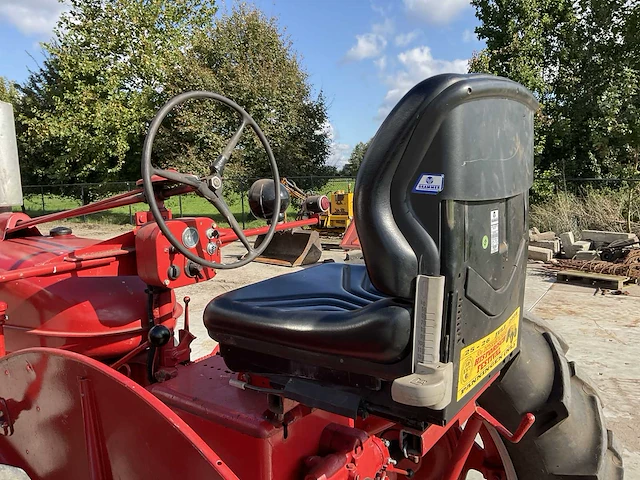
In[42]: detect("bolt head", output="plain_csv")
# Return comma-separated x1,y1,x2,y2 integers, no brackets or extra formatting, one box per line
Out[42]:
210,176,222,189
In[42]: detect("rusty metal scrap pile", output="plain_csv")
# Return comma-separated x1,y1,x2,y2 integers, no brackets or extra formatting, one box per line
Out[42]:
552,249,640,279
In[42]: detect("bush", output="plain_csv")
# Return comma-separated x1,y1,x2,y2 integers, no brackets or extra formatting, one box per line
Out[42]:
530,187,640,236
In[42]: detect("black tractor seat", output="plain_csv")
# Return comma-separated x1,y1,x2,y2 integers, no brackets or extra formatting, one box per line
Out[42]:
204,74,538,426
204,263,412,364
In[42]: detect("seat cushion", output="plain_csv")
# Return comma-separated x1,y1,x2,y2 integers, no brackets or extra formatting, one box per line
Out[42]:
204,263,412,364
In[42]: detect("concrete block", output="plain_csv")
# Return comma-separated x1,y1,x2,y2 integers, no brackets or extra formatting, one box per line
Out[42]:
531,231,556,242
530,239,560,254
559,232,575,249
581,230,637,244
565,240,591,258
573,250,599,261
528,246,553,262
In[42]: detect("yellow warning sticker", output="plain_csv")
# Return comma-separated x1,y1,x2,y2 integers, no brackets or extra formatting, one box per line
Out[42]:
456,307,520,401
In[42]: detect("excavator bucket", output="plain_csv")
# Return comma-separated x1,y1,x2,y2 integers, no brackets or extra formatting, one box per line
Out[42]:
254,229,322,267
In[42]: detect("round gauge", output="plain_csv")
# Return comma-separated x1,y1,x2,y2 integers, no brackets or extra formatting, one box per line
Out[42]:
181,227,200,249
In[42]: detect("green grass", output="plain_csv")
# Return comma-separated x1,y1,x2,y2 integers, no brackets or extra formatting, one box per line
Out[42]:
17,188,302,229
16,177,357,228
315,178,355,195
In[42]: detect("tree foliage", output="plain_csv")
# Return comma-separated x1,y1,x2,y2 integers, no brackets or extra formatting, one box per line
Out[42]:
470,0,640,196
154,4,332,190
0,77,19,105
13,1,332,191
341,140,370,176
17,0,216,185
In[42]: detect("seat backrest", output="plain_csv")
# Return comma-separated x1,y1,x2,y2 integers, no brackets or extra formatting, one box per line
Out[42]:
355,74,538,300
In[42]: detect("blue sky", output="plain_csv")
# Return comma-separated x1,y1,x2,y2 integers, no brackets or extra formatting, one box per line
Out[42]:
0,0,484,168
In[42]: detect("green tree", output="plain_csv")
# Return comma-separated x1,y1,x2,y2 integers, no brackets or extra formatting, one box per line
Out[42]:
154,4,331,192
341,140,370,176
469,0,637,185
17,0,216,186
0,77,19,105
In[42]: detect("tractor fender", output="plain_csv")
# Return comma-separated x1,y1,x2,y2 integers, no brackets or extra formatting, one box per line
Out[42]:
0,348,238,480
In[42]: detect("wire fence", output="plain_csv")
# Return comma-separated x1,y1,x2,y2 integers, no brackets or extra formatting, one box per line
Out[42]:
18,176,358,228
16,175,640,228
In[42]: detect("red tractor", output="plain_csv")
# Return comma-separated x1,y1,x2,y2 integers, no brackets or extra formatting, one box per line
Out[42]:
0,74,623,479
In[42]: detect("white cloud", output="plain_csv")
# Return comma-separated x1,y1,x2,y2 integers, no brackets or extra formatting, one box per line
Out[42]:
403,0,470,25
345,33,387,61
329,142,352,169
345,9,394,62
378,46,468,118
374,56,387,71
370,2,391,17
462,28,478,42
321,122,352,169
395,30,420,47
372,18,394,36
0,0,68,36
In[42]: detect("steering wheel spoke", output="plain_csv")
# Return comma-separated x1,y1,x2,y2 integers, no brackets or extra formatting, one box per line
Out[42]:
211,119,247,175
216,202,254,253
199,185,254,253
141,91,280,270
152,168,202,188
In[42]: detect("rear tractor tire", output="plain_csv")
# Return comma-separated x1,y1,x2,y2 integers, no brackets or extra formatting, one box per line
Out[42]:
478,313,624,479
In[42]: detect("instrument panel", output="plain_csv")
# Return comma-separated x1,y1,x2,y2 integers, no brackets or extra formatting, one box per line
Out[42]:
135,217,221,288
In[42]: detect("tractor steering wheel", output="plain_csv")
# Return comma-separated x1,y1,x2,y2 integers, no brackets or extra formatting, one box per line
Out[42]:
141,91,280,269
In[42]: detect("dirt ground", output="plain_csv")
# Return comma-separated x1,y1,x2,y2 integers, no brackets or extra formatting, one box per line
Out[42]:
39,221,640,477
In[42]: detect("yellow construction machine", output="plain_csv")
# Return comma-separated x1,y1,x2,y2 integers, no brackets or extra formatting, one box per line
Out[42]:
245,178,356,267
281,178,354,233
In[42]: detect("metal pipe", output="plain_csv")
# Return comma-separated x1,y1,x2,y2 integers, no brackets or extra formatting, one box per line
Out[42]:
0,302,6,357
7,184,195,233
110,341,150,371
8,190,143,233
0,257,115,284
0,102,23,208
183,296,190,333
443,414,484,480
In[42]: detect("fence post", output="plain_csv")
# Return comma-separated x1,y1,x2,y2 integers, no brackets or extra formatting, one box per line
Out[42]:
128,182,133,225
241,178,246,229
40,186,45,214
81,185,87,222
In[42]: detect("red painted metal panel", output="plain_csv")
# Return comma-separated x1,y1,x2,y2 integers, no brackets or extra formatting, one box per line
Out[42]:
0,274,155,358
148,355,352,479
135,218,220,288
0,348,237,479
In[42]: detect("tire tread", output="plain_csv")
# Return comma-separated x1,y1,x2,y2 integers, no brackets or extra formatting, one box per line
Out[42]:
480,314,624,479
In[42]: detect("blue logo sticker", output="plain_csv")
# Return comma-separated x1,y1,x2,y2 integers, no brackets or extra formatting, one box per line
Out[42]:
412,173,444,195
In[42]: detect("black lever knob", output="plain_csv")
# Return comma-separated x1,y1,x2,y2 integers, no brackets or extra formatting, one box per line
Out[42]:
148,324,171,347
